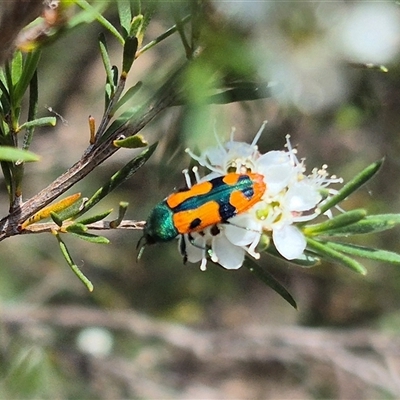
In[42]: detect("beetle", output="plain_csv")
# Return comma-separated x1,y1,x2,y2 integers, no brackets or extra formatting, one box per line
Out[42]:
137,172,266,259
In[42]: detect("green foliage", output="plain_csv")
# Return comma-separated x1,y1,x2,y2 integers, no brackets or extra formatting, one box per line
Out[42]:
298,161,400,277
0,146,39,162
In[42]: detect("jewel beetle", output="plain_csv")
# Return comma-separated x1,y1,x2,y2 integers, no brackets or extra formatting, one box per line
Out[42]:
137,172,266,258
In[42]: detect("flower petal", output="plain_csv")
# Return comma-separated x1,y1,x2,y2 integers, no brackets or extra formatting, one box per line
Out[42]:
285,181,322,211
224,215,261,246
257,151,294,195
183,234,204,263
273,224,306,260
212,235,245,269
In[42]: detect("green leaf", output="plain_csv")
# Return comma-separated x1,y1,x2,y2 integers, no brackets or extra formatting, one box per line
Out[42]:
100,106,141,143
207,82,274,104
303,209,367,236
243,257,297,309
77,209,113,225
1,161,13,202
53,231,94,291
11,51,23,87
111,65,119,87
14,50,41,103
99,33,114,89
322,241,400,264
69,231,110,244
113,81,142,111
136,15,190,57
130,14,144,37
316,214,400,236
75,0,124,45
50,212,63,227
319,159,383,214
77,143,157,216
122,36,138,75
0,146,39,162
117,0,132,38
110,201,129,228
306,237,367,275
105,82,113,108
65,223,88,234
19,117,56,131
0,77,10,109
66,0,109,29
23,69,39,151
113,134,147,148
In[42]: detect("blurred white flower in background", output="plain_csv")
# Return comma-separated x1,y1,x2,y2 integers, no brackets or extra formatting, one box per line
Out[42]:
213,1,400,112
336,3,400,63
76,327,114,357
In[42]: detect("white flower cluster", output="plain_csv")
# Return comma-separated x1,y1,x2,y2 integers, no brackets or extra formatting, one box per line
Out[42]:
182,122,343,271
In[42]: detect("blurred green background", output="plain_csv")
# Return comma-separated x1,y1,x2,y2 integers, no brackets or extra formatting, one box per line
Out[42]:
2,1,400,398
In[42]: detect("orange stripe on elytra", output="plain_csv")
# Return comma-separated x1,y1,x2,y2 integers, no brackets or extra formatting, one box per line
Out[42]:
222,173,240,185
166,180,213,209
229,176,266,211
173,201,221,234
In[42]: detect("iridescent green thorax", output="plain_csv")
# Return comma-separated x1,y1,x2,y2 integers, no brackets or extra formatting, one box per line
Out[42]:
143,201,178,243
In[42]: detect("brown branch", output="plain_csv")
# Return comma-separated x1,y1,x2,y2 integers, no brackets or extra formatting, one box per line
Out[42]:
0,65,185,241
21,219,146,234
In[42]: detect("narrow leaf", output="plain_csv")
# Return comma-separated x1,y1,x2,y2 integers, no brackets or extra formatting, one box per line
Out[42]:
66,223,88,234
54,196,88,222
69,231,110,244
243,257,297,309
117,0,132,38
98,33,114,90
14,50,41,103
77,143,157,216
0,146,39,162
306,237,367,275
136,15,190,57
114,81,142,110
317,214,400,236
23,70,39,151
303,209,367,236
77,209,113,225
75,0,124,44
122,36,138,75
19,117,56,131
66,0,108,29
323,241,400,264
113,134,147,148
100,105,141,143
110,201,129,228
50,212,63,227
11,51,23,87
53,230,94,291
130,14,144,37
0,79,11,116
21,193,81,228
1,161,13,202
319,159,383,214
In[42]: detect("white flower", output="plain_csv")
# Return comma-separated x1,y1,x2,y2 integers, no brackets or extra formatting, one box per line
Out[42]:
183,122,343,270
